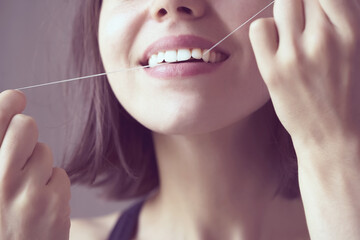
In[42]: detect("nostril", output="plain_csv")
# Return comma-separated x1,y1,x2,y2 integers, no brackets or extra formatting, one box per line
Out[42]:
177,6,193,15
157,8,167,17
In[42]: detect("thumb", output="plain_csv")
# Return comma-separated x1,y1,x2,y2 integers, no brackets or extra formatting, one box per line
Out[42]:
249,18,279,79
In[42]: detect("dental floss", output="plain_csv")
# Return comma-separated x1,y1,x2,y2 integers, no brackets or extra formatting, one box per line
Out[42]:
15,1,274,91
16,65,150,91
203,0,274,56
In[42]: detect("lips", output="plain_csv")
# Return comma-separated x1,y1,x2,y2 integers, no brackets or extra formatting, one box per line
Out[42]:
139,35,230,67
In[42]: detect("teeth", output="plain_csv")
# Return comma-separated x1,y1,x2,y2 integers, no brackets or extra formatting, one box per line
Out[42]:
147,48,226,66
165,50,177,63
209,51,217,63
149,54,158,67
202,49,210,63
157,51,165,63
177,49,191,62
191,48,202,59
216,52,222,62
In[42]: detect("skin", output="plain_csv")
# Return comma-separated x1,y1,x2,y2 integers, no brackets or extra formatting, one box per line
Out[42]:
0,90,71,240
99,1,288,239
99,0,360,239
1,0,359,239
250,0,360,238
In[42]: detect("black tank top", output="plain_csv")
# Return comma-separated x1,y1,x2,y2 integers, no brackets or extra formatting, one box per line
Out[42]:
107,199,146,240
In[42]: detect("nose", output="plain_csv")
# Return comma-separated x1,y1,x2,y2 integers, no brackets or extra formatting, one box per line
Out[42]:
150,0,206,21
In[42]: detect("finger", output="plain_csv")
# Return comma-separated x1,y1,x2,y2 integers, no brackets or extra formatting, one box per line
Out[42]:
45,167,71,240
249,17,279,77
0,90,26,147
273,0,306,41
317,0,360,29
46,168,71,199
46,167,71,203
23,143,54,186
302,0,333,32
0,114,38,177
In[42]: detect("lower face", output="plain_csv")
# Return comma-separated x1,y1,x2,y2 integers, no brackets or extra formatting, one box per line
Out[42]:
98,0,273,135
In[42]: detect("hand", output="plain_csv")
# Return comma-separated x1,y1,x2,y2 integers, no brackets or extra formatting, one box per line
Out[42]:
249,1,360,239
249,0,360,149
0,90,71,240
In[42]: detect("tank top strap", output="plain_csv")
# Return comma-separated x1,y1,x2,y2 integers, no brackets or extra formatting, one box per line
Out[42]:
107,198,146,240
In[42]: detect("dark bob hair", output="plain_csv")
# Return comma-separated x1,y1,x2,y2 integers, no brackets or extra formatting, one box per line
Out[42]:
64,0,300,200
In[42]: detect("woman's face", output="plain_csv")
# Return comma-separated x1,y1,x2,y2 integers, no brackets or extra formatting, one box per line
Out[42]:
98,0,272,135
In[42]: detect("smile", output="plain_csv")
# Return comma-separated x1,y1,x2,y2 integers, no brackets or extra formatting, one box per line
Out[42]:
139,35,230,78
146,48,228,67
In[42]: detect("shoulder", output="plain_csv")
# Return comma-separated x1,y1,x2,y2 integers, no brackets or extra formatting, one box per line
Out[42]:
70,212,121,240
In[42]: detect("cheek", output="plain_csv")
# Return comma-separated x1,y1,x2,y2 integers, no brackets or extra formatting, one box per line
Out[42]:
98,10,141,71
99,21,124,69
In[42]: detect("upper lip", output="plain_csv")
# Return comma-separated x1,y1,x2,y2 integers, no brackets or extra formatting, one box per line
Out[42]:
139,35,230,65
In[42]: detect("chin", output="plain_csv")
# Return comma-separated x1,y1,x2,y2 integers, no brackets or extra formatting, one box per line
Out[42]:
149,121,216,136
119,84,272,136
134,109,246,136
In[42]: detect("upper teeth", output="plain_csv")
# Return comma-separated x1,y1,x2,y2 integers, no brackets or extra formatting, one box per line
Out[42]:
148,48,225,67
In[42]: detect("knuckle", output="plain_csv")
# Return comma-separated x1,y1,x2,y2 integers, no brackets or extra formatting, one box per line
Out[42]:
287,48,304,65
249,18,276,43
17,114,37,130
27,143,54,178
11,114,38,132
53,167,66,176
306,26,335,56
279,44,304,70
53,168,71,188
0,111,9,128
249,18,267,33
36,142,54,164
10,114,39,140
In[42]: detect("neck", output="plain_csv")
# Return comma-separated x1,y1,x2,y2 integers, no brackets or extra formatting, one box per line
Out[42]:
140,102,307,240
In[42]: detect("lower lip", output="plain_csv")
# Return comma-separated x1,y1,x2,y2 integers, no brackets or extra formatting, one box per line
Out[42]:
143,62,223,79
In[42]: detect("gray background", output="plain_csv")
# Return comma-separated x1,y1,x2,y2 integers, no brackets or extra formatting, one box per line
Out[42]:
0,1,136,218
